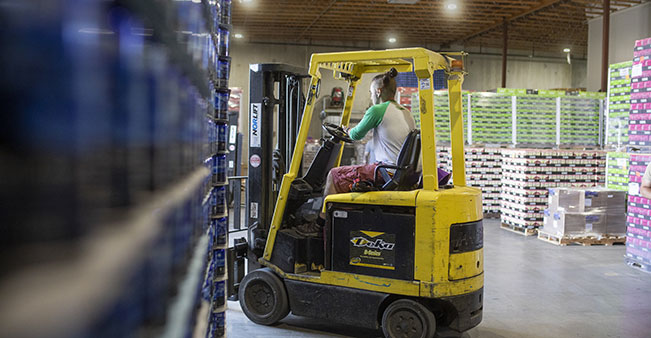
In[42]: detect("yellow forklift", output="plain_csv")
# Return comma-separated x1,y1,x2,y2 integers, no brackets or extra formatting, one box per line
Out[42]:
238,48,483,338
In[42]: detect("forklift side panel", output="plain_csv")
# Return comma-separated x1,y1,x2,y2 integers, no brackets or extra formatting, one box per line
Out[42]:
284,279,388,330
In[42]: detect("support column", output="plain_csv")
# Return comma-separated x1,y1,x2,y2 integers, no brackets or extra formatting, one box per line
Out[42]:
502,20,508,88
601,0,610,92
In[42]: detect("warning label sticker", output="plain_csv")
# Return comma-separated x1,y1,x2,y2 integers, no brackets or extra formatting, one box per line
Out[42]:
349,230,396,270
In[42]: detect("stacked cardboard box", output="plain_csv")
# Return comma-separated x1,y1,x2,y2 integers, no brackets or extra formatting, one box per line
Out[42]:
465,147,503,214
432,90,468,143
516,95,556,144
560,96,602,146
541,187,626,239
606,61,632,148
500,149,606,232
470,93,512,144
628,38,651,147
606,152,630,191
626,153,651,272
436,146,451,170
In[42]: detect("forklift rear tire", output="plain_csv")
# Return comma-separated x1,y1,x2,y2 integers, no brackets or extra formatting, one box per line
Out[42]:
238,268,290,325
381,299,436,338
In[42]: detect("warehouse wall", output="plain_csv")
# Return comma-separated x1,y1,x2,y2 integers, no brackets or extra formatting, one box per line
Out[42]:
230,42,586,167
586,2,651,91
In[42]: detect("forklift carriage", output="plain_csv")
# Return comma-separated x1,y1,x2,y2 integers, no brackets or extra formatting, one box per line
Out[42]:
238,48,484,338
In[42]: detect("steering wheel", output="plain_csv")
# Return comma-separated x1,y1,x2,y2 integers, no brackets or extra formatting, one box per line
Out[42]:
322,122,354,143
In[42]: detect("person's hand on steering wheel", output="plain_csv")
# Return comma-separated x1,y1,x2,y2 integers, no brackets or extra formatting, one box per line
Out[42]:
322,122,354,143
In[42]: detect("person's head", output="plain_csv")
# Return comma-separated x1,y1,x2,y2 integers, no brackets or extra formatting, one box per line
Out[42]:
370,67,398,105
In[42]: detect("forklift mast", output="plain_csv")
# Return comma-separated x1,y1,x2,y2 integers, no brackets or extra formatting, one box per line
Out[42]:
246,64,308,260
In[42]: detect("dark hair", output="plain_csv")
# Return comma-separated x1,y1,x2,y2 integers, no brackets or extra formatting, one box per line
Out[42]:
372,67,398,100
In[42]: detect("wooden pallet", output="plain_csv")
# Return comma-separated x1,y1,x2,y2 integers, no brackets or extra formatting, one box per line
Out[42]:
537,230,626,246
500,223,538,236
483,212,501,219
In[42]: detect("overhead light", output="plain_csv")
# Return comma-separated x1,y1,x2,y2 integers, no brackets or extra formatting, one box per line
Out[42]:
239,0,253,3
563,48,571,53
446,2,457,10
234,33,243,39
388,37,397,43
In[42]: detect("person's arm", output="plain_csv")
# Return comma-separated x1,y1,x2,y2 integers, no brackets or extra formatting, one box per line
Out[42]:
348,104,386,140
642,163,651,199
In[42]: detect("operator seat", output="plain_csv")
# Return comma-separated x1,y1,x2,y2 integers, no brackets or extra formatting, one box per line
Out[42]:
374,129,422,191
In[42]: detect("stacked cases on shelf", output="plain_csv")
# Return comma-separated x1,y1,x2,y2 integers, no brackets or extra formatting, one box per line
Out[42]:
626,153,651,273
606,61,632,149
500,149,606,234
606,152,630,191
203,0,231,337
629,38,651,148
469,93,512,144
0,0,224,337
465,148,503,214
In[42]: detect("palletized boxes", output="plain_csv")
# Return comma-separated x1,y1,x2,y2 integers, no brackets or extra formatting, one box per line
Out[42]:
629,38,651,147
432,90,468,143
606,61,632,148
560,96,602,146
500,149,606,233
624,38,651,273
517,95,556,144
470,93,512,144
465,148,503,214
542,187,627,238
606,152,630,191
626,152,651,273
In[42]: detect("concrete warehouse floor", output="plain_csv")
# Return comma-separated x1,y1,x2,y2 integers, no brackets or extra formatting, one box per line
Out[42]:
225,218,651,338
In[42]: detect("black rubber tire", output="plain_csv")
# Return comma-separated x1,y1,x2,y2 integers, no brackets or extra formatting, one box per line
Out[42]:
381,299,436,338
238,268,290,325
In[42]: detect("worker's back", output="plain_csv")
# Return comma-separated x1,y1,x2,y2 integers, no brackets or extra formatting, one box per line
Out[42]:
372,101,416,166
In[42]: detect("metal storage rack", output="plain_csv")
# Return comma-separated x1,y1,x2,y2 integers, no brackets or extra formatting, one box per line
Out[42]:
0,0,231,337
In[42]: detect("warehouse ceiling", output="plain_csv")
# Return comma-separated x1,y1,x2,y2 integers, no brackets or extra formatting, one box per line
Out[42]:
232,0,646,56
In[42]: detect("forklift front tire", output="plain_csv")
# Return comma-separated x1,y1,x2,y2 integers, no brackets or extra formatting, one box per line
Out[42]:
381,299,437,338
238,268,290,325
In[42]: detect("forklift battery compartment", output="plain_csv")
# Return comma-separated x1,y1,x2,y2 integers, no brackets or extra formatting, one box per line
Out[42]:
327,203,415,280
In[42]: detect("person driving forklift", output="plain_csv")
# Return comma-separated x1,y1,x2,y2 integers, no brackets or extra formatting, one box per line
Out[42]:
297,67,419,236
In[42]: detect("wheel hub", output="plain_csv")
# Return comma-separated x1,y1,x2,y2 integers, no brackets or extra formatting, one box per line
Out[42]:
245,281,274,315
389,309,423,338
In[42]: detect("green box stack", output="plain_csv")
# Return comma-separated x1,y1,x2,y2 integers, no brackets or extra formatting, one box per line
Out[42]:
470,93,512,144
606,152,630,191
560,96,602,146
410,91,421,128
606,61,632,149
430,91,468,144
516,95,556,144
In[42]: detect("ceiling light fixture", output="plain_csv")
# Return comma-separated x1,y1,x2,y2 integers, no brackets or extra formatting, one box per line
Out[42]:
446,2,457,10
388,37,397,43
563,48,571,53
234,33,243,39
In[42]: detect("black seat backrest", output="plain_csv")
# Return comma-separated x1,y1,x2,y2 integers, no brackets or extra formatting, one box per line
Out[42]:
380,130,421,191
301,139,342,190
